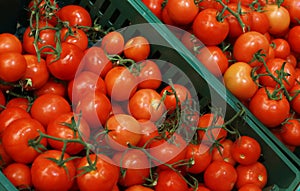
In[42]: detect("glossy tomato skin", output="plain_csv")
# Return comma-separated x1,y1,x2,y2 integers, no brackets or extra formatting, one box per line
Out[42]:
290,83,300,114
28,0,59,25
249,87,290,128
60,27,88,51
5,97,29,111
0,52,27,82
250,11,270,35
34,78,67,97
58,5,92,27
3,163,32,189
2,118,47,164
287,26,300,54
142,0,164,19
0,33,22,53
0,90,5,112
137,60,162,89
46,42,84,81
125,185,154,191
280,119,300,146
282,0,300,23
31,150,76,191
124,36,150,62
155,170,189,191
0,142,13,167
136,119,159,147
238,184,262,191
212,139,236,166
101,31,125,55
76,154,119,191
271,38,291,59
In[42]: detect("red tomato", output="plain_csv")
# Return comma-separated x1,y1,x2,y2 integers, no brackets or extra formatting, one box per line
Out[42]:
46,42,84,81
30,93,71,127
124,36,150,62
287,26,300,54
192,8,229,46
212,139,236,166
197,0,226,11
280,119,300,146
125,185,154,191
282,0,300,23
76,154,119,191
0,33,22,54
5,97,29,111
155,170,189,191
165,0,199,25
250,11,270,35
136,119,159,147
137,60,162,89
2,118,47,164
101,31,125,55
249,87,290,128
235,162,268,189
3,163,32,189
31,150,76,191
0,142,13,167
0,90,5,112
34,78,67,97
28,0,59,25
58,5,92,27
271,38,291,59
60,27,88,51
238,184,262,191
290,83,300,114
142,0,164,19
0,52,27,82
204,161,237,191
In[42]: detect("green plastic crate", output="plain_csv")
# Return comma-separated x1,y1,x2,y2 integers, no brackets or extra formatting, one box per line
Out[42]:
1,0,299,190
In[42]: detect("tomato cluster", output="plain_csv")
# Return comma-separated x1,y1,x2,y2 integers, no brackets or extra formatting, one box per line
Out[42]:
142,0,300,152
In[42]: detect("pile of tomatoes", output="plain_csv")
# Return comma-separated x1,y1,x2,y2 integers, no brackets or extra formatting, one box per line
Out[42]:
0,0,294,191
142,0,300,152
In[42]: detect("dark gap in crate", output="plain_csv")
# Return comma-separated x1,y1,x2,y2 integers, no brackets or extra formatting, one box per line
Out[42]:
89,0,97,4
109,9,120,25
150,50,161,59
121,19,130,28
84,5,91,13
99,0,110,14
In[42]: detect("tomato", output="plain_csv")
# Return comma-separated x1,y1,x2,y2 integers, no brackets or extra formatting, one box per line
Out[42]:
233,31,269,67
0,90,5,111
75,91,112,129
124,36,150,62
101,31,125,55
125,185,154,191
249,87,290,128
0,33,22,54
142,0,164,19
31,150,76,191
76,154,119,191
189,184,211,191
197,0,226,11
83,47,113,78
224,62,258,101
165,0,199,25
155,170,189,191
3,163,32,189
271,128,296,152
30,93,71,127
204,160,237,191
271,38,291,59
129,88,165,122
5,98,29,112
68,71,107,105
0,107,31,136
60,27,88,51
280,119,300,146
2,118,47,164
192,8,229,46
212,139,236,166
58,5,92,27
46,42,84,81
137,60,162,89
238,184,262,191
258,58,296,91
112,149,150,187
106,114,142,151
290,83,300,114
263,5,290,36
28,0,59,25
105,66,138,101
0,52,27,82
0,141,13,167
34,78,67,97
137,120,159,147
161,7,177,25
236,162,268,189
250,11,270,35
47,112,90,155
287,26,300,54
185,143,212,174
196,46,229,77
22,54,49,90
282,0,300,24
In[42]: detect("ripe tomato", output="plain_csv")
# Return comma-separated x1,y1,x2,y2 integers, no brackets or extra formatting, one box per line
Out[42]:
0,142,13,167
47,112,90,155
224,62,258,101
105,66,138,101
2,118,47,164
142,0,164,19
30,93,71,127
235,162,268,189
137,60,162,89
112,149,150,187
286,53,297,68
60,27,88,51
124,36,150,62
28,0,59,25
249,87,290,128
250,11,270,35
136,119,159,147
101,31,125,55
280,119,300,146
34,78,67,97
22,54,49,90
197,0,226,11
204,160,237,191
46,42,84,81
106,114,142,150
5,97,29,111
233,31,269,67
212,139,236,166
3,163,32,189
165,0,199,25
129,88,165,122
0,52,27,82
287,26,300,54
58,5,92,27
271,38,291,59
290,83,300,114
196,46,229,77
0,90,5,111
185,143,212,174
125,185,154,191
282,0,300,24
192,8,229,46
0,33,22,53
155,170,189,191
76,154,119,191
238,184,262,191
31,150,76,191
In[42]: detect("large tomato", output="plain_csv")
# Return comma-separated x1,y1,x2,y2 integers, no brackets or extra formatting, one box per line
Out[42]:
0,52,27,82
58,5,92,27
282,0,300,23
287,26,300,54
0,33,22,54
250,11,270,35
155,170,189,191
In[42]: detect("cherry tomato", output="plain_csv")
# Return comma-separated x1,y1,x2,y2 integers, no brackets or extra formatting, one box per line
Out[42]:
136,119,159,147
142,0,164,19
5,97,29,111
0,142,13,167
0,33,22,54
58,5,92,27
3,163,32,189
155,170,189,191
125,185,154,191
286,53,297,68
34,78,67,97
101,31,125,55
250,11,270,35
282,0,300,23
124,36,150,62
238,184,262,191
271,38,291,59
60,27,88,51
28,0,59,25
0,52,27,82
290,83,300,114
287,26,300,54
0,90,5,112
280,119,300,146
212,139,236,166
137,60,162,89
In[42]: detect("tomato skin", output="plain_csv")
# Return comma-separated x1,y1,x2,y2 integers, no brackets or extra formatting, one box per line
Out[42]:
235,162,268,189
290,83,300,114
212,139,236,166
2,118,47,164
287,26,300,54
60,27,88,51
0,33,22,54
125,185,154,191
0,52,27,82
5,98,29,111
76,154,119,191
58,5,92,27
124,36,150,62
142,0,164,19
204,161,237,191
28,0,59,25
155,170,189,191
280,119,300,146
34,78,67,97
46,42,84,81
31,150,76,191
137,60,162,89
3,163,32,189
282,0,300,23
250,11,270,35
224,62,258,101
137,120,159,147
192,8,229,46
249,87,290,128
166,0,199,25
0,90,5,112
271,38,290,59
101,31,125,55
238,184,262,191
0,142,13,167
